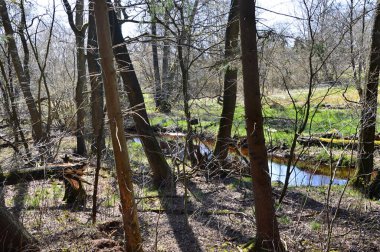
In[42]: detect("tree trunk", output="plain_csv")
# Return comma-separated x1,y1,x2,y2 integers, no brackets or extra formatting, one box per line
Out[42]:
107,2,172,188
0,0,44,144
354,0,380,192
75,0,87,156
349,0,363,100
239,1,284,251
151,16,162,108
94,2,143,251
88,0,105,154
0,204,38,251
213,0,239,165
160,9,172,113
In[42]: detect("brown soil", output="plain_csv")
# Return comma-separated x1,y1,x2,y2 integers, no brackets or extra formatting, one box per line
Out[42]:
2,160,380,252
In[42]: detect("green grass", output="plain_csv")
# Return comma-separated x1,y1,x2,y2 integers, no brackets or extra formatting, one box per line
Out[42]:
143,87,370,149
310,220,322,231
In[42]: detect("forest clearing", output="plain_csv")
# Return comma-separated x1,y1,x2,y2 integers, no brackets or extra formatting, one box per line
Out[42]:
1,0,380,251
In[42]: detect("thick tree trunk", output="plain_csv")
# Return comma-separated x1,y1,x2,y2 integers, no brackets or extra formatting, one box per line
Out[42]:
213,0,239,165
0,205,38,251
94,2,143,251
88,0,105,154
239,1,284,251
0,0,44,144
74,0,87,156
108,3,172,187
354,0,380,192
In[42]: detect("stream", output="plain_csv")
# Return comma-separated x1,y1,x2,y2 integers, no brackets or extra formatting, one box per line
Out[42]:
198,140,348,186
131,136,348,187
268,161,347,186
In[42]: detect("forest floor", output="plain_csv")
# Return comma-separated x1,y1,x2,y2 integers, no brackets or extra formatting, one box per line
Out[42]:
1,86,380,251
2,150,380,252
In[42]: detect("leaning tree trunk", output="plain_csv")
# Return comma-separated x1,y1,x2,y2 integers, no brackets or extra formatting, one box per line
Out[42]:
0,204,38,251
107,2,172,188
94,2,143,250
0,0,44,144
239,1,285,251
88,0,105,154
354,0,380,194
213,0,239,166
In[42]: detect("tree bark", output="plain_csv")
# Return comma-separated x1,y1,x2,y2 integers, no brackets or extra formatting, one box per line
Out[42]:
94,2,143,251
0,204,38,251
63,0,88,156
107,2,172,187
0,0,44,144
88,0,105,154
0,163,86,186
213,0,239,165
151,16,162,108
239,1,284,251
75,0,87,156
160,9,172,112
354,0,380,192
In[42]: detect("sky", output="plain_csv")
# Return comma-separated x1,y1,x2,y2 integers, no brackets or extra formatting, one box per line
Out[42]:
33,0,298,37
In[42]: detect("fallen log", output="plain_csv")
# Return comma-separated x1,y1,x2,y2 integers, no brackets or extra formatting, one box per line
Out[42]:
0,163,86,185
0,162,88,207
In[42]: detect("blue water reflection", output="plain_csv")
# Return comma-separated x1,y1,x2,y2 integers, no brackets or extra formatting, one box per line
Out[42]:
268,161,347,186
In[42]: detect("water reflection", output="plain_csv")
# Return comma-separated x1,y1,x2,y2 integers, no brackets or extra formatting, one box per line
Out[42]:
131,137,348,187
268,161,347,186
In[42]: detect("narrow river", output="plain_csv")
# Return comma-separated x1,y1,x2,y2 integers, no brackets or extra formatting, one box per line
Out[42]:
132,136,348,186
268,161,347,186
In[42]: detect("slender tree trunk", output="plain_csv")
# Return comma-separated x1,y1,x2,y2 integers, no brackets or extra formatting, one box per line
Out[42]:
177,36,196,166
94,2,143,250
88,0,105,154
239,1,284,251
349,0,363,100
151,16,162,108
354,0,380,192
0,60,30,157
161,9,171,112
0,204,39,251
107,2,172,188
213,0,239,164
63,0,88,156
0,0,44,144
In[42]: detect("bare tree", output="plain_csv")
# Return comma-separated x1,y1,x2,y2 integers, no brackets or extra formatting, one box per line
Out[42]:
88,0,105,154
239,0,284,250
0,0,45,144
94,1,143,250
213,0,239,169
63,0,88,156
107,0,173,187
354,0,380,194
